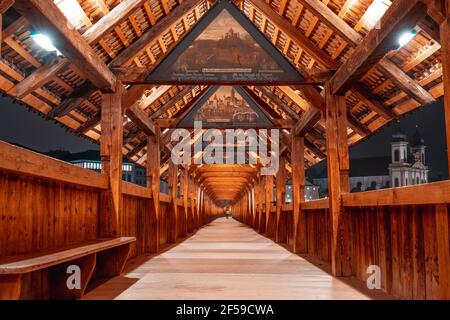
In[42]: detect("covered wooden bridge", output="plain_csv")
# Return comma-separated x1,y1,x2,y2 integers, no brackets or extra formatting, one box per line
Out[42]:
0,0,449,300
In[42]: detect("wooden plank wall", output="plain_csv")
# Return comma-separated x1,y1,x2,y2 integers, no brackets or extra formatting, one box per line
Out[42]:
158,201,169,246
0,141,220,260
347,204,449,300
122,194,154,258
235,198,450,300
0,172,100,257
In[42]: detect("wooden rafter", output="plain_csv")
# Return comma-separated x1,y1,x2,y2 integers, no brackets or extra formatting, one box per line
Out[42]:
248,0,340,69
111,0,205,68
14,0,117,92
329,0,428,95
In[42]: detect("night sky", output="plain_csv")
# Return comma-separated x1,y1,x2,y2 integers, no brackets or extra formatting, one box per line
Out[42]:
0,95,448,179
0,96,98,152
349,99,448,180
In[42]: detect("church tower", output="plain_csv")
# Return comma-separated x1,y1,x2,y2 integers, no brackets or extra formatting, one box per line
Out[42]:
389,127,409,187
410,128,428,185
389,126,429,188
411,128,426,165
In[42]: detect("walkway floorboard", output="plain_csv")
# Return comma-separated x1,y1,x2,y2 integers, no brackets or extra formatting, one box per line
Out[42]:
84,218,380,300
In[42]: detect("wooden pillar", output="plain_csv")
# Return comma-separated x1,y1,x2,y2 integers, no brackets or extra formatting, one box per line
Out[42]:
100,81,123,238
435,204,450,299
441,0,450,175
437,1,450,299
265,175,274,237
198,187,203,225
292,135,306,253
247,188,252,226
257,178,265,233
181,168,189,235
325,83,351,277
188,177,196,231
146,128,160,253
276,158,287,243
167,161,178,243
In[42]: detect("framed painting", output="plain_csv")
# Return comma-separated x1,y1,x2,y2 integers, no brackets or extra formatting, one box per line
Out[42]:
177,86,274,128
145,1,305,84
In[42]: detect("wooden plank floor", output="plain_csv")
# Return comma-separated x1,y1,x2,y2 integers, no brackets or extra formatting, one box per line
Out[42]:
83,218,381,300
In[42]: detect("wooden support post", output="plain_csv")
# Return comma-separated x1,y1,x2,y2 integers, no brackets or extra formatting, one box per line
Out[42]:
292,135,306,253
264,175,274,237
199,187,204,225
441,0,450,175
167,161,178,243
146,128,160,253
276,158,287,243
0,274,21,300
435,203,450,299
247,188,252,226
251,187,256,228
100,81,123,237
257,178,265,233
182,168,189,236
190,178,198,231
325,84,352,277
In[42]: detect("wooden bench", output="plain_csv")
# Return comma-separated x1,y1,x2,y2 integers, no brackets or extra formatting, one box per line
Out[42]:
0,237,135,300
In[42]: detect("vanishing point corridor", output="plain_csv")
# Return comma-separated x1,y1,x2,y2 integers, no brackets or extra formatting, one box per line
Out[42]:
84,218,373,300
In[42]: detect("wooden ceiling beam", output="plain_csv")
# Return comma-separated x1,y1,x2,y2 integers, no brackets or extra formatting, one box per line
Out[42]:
296,86,326,113
14,0,117,92
258,86,300,120
122,84,154,110
110,0,203,68
126,103,157,136
126,139,147,159
351,82,397,120
49,82,96,117
377,58,436,105
82,0,147,45
304,138,326,159
248,0,340,69
293,107,322,136
0,0,14,14
297,0,362,46
347,114,371,136
329,0,428,95
197,165,258,173
7,57,67,99
150,86,194,119
75,112,101,134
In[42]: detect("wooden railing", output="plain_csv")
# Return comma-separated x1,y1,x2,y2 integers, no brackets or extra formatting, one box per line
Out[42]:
0,141,214,260
342,180,450,206
238,181,450,300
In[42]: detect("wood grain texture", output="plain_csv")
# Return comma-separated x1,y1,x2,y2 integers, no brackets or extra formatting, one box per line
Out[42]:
83,218,375,300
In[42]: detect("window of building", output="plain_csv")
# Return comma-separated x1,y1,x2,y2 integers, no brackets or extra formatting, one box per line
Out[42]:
394,149,400,162
394,178,399,187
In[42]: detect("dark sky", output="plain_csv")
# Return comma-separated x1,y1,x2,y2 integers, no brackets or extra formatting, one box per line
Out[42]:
349,99,448,180
0,95,448,179
0,96,98,152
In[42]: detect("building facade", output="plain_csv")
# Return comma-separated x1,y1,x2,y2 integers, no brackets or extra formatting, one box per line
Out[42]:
71,159,147,186
310,127,429,194
389,128,428,187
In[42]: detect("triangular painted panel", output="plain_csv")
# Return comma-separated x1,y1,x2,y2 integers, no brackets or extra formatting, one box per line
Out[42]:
177,86,274,128
146,1,304,84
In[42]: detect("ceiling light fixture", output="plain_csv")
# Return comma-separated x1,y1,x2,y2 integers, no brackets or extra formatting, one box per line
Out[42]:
398,30,417,48
30,33,63,56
